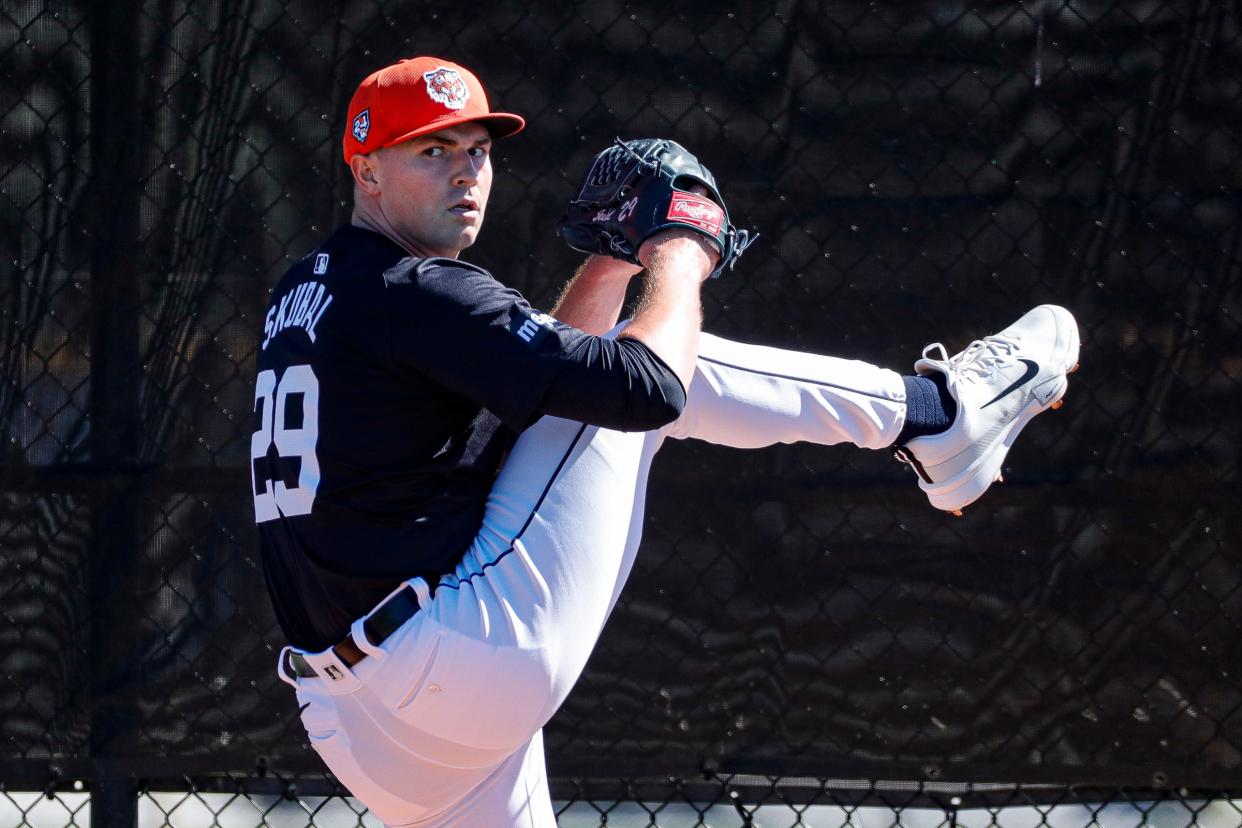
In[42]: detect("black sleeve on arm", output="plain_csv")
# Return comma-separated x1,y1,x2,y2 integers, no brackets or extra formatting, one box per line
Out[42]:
536,335,686,431
383,258,685,433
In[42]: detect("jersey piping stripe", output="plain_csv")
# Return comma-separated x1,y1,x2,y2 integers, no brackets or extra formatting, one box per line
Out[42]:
437,422,592,592
698,355,899,402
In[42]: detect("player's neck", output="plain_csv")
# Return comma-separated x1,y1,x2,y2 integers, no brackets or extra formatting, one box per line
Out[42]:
349,208,456,261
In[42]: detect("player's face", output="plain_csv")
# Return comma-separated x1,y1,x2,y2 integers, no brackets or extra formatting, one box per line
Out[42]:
373,122,493,258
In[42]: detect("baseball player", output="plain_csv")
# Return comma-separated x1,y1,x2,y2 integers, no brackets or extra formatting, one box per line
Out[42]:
253,56,1080,827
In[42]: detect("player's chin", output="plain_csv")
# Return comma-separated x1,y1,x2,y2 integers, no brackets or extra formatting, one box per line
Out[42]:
449,226,480,253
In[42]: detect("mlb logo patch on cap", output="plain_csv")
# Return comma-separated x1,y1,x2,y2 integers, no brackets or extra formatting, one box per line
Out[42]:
351,109,370,144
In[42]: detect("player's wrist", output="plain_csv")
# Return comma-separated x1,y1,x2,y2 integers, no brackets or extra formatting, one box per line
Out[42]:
638,230,720,281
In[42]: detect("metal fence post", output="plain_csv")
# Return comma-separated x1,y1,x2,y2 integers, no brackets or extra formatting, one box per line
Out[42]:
88,0,144,824
90,778,138,828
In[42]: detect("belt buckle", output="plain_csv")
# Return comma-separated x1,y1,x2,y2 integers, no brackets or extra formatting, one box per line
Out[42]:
299,646,362,694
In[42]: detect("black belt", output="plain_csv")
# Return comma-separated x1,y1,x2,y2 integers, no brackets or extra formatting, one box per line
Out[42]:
284,575,439,679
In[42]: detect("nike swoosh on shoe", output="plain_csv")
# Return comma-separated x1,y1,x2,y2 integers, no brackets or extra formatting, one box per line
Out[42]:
981,358,1040,409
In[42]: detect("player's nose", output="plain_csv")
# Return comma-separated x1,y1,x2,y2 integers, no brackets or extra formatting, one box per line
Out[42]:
452,155,481,188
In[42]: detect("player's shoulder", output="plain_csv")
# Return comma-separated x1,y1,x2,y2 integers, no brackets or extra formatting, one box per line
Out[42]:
383,257,518,309
272,224,407,288
383,256,492,287
382,255,529,322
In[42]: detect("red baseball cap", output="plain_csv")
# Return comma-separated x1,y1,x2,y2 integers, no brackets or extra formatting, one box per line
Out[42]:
342,57,525,164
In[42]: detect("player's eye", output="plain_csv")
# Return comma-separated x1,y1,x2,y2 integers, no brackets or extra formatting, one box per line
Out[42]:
468,146,489,159
423,146,445,158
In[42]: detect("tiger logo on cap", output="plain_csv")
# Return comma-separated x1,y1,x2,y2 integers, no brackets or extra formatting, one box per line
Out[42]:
423,67,470,110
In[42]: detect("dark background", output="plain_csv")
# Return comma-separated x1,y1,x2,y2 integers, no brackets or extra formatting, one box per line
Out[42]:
2,0,1240,822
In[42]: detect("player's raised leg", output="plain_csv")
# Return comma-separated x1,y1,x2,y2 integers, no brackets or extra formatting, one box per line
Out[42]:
663,332,909,449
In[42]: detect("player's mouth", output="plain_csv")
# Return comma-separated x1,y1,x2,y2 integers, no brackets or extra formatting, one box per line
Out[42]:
448,198,480,219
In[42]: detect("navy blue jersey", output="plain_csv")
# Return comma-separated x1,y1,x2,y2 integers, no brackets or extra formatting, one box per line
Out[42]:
254,224,684,650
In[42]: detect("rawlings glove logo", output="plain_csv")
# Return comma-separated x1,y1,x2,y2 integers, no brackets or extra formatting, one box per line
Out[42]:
667,191,723,236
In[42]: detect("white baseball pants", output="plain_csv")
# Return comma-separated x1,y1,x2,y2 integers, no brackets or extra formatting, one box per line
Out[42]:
280,332,907,827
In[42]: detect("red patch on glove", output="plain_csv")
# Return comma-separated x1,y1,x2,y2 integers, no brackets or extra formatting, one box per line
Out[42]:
667,192,724,236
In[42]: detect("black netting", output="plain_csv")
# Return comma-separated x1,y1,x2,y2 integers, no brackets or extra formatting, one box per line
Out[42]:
2,0,1240,825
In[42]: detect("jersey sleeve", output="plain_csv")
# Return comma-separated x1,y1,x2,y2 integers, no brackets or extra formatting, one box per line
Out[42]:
383,259,685,432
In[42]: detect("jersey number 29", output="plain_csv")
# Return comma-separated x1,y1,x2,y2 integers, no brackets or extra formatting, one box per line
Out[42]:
251,366,320,523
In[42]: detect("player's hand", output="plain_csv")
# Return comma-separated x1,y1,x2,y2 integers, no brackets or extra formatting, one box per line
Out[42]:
584,253,643,280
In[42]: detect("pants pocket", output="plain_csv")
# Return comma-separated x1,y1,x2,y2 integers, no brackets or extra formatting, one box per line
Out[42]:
391,626,554,755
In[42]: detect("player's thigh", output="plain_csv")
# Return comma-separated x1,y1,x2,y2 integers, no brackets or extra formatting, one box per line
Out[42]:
360,606,557,759
420,415,661,738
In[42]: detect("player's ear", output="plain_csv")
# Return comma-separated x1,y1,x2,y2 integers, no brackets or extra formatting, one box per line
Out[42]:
350,152,382,196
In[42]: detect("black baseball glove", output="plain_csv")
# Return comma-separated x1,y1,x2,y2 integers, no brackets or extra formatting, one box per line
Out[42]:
558,138,755,279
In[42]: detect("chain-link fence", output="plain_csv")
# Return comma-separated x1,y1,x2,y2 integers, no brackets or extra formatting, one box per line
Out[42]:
4,784,1242,828
3,0,1240,825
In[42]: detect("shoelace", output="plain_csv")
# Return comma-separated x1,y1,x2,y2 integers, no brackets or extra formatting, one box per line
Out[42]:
892,332,1023,479
923,334,1020,382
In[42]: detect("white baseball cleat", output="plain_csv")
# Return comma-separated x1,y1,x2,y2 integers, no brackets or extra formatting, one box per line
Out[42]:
892,304,1081,514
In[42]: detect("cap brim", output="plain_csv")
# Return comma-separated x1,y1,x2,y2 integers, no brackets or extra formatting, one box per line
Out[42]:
477,113,525,138
382,112,526,150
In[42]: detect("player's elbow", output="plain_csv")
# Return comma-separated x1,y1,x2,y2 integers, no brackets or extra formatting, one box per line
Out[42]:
612,335,687,431
624,370,686,431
